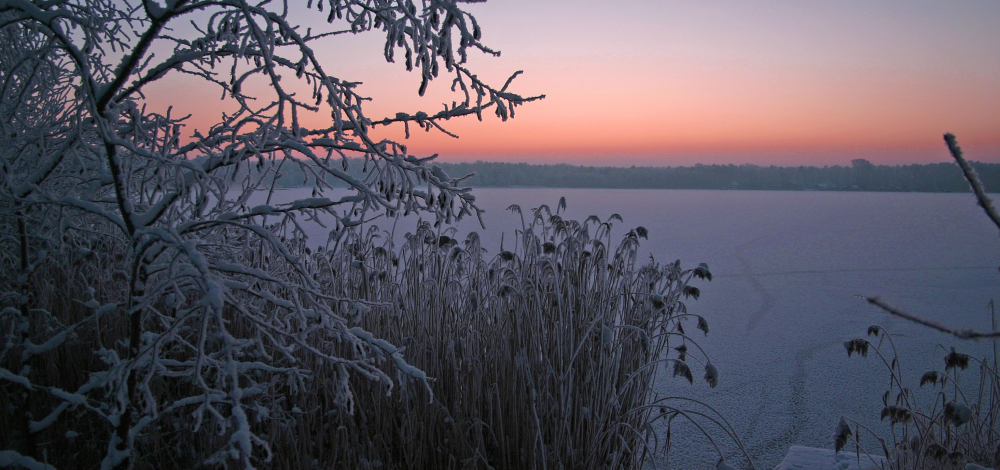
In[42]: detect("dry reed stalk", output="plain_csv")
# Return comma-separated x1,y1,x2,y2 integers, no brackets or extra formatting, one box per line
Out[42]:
841,325,1000,470
1,203,734,469
285,206,731,469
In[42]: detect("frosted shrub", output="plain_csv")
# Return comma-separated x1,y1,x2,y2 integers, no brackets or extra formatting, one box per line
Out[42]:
0,0,539,468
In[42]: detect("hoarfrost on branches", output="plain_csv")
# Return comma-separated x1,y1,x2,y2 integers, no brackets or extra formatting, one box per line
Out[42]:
0,0,541,467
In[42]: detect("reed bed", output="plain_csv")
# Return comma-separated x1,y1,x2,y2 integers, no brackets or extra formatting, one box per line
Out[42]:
839,325,1000,469
280,204,726,469
1,203,730,469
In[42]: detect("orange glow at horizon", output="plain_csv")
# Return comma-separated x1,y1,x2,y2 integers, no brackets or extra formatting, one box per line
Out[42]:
141,1,1000,167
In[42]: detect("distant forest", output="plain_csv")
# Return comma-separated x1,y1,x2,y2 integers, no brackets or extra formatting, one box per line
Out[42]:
268,158,1000,192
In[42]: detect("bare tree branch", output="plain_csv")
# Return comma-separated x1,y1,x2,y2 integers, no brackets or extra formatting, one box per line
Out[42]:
944,132,1000,233
864,296,1000,340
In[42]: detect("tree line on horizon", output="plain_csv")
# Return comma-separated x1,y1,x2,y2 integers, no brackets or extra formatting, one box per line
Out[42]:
268,157,1000,192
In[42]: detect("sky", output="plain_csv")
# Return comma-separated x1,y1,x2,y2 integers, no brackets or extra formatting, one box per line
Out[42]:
148,1,1000,167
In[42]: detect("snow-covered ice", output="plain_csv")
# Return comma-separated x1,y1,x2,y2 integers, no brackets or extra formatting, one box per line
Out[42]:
775,446,886,470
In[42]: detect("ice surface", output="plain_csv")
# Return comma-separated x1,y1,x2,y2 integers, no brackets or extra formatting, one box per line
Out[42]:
775,446,885,470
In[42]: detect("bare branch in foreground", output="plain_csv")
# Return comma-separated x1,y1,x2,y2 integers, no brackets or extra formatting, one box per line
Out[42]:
944,133,1000,233
864,296,1000,340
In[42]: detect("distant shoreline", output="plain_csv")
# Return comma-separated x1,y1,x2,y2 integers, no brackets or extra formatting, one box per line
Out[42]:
429,184,971,193
268,159,1000,193
290,185,978,193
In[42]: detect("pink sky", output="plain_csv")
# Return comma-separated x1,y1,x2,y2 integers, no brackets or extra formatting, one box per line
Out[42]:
148,1,1000,167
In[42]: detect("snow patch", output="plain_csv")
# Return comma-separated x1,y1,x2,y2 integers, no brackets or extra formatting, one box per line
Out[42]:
0,450,57,470
775,446,886,470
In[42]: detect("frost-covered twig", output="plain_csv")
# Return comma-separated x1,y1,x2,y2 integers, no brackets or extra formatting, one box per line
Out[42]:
1,0,541,467
856,134,1000,344
945,133,1000,233
864,296,1000,340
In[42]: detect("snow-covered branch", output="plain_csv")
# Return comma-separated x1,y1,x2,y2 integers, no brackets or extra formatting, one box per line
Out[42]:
864,296,1000,340
1,0,539,467
945,133,1000,234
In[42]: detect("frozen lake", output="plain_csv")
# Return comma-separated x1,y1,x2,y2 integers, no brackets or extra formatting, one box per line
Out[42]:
271,187,1000,469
